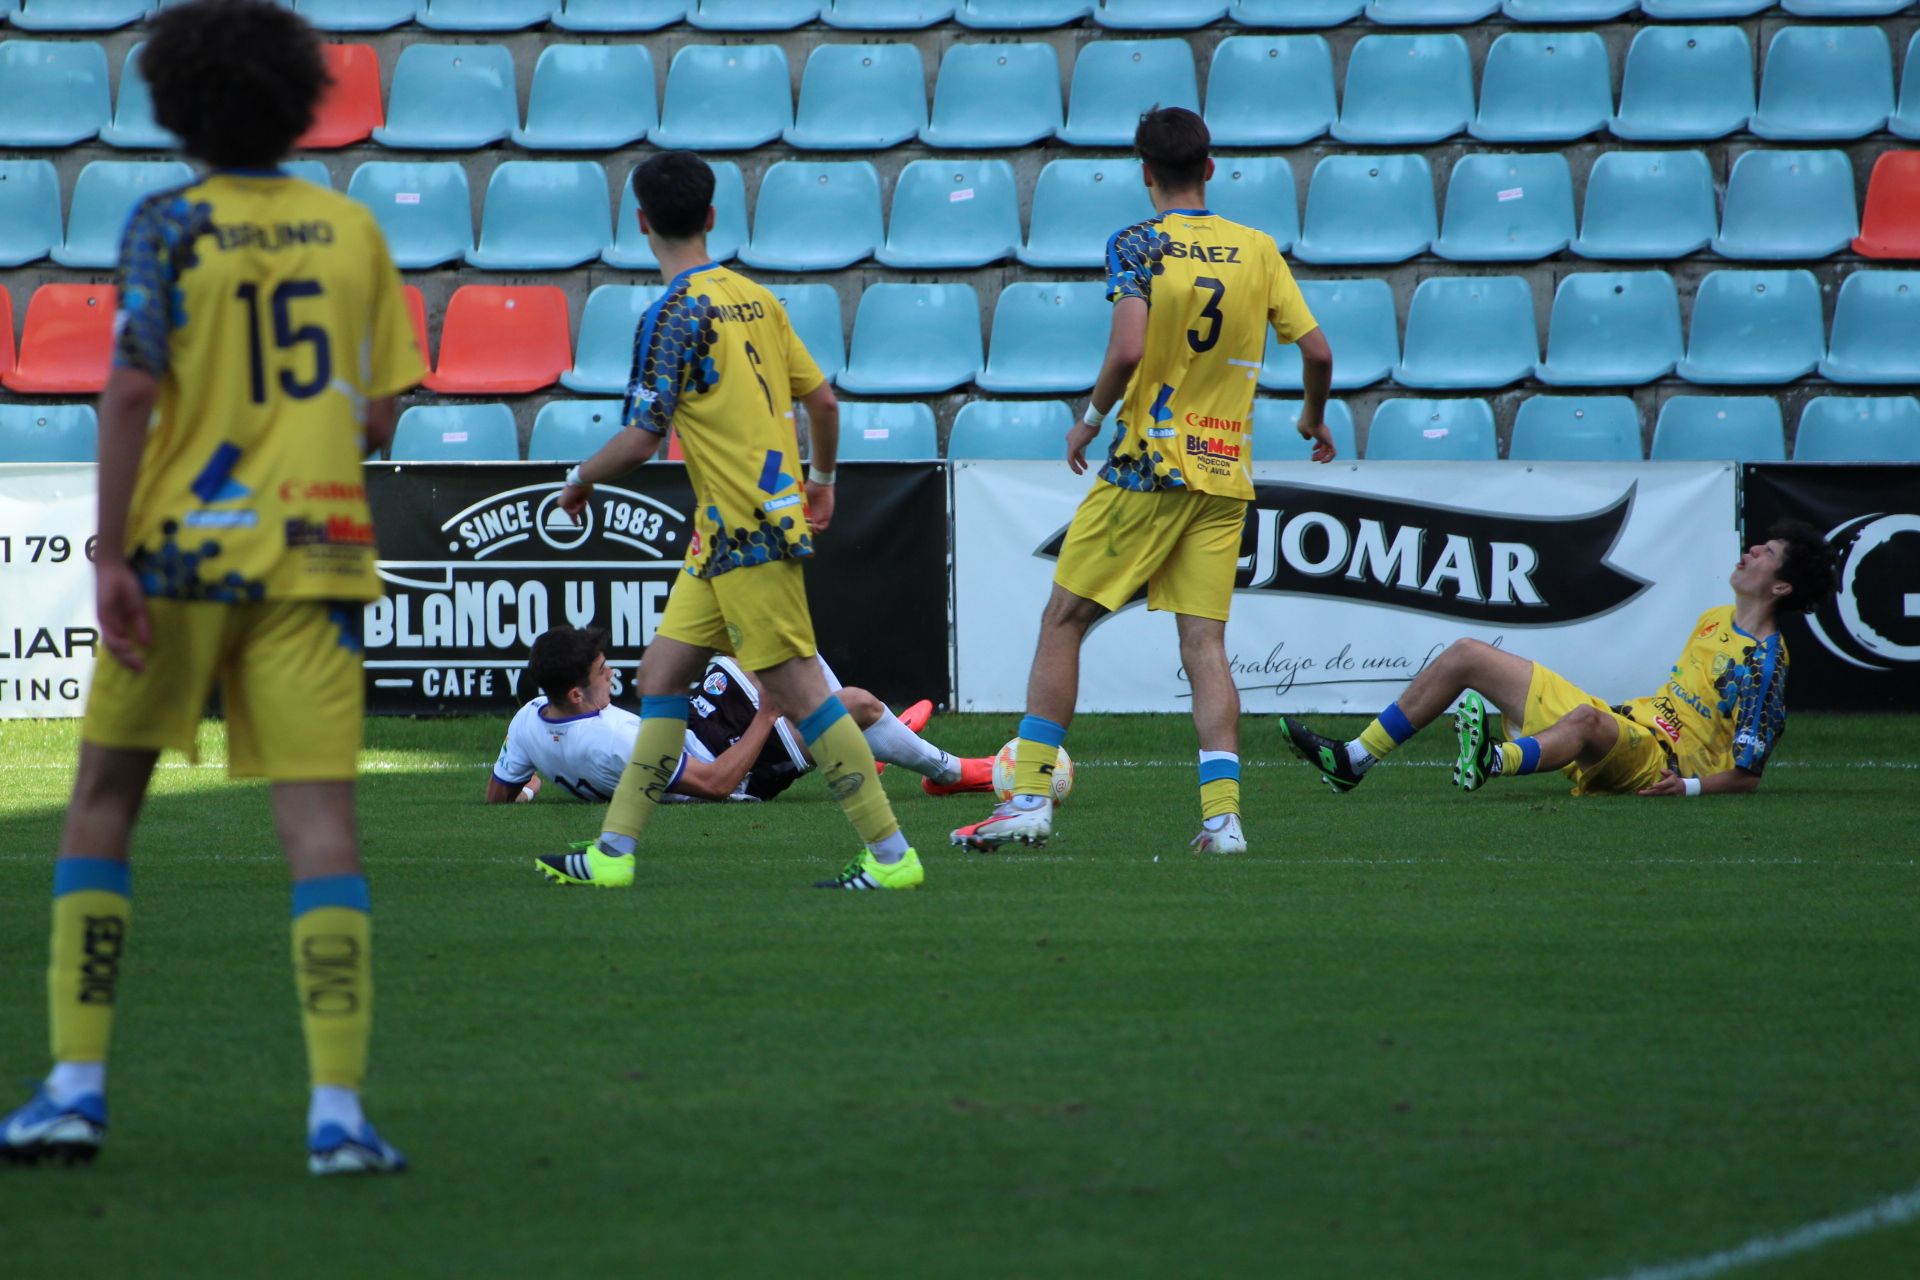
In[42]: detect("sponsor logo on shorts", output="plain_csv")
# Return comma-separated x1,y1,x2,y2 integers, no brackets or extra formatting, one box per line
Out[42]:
184,510,258,529
703,670,729,698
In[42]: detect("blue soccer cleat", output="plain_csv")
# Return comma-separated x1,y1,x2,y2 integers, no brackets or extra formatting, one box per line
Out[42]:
308,1120,408,1176
1,1087,105,1166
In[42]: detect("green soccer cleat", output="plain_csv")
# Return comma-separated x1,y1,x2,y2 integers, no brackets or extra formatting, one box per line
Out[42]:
1452,692,1502,793
1279,716,1365,794
535,839,635,888
814,847,925,891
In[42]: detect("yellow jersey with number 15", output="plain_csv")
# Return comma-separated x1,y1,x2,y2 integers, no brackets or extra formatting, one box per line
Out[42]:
1100,209,1317,501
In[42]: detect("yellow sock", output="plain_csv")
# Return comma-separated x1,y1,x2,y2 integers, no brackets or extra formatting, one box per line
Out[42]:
1013,714,1067,799
1357,701,1418,760
48,857,131,1064
798,697,901,845
292,877,373,1090
603,696,696,842
1198,751,1241,820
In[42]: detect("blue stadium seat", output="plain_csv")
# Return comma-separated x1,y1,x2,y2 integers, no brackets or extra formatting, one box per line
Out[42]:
824,0,953,26
878,159,1022,269
512,44,655,150
1331,35,1474,146
416,0,550,28
1364,0,1497,21
1294,154,1436,265
1470,32,1612,143
1433,153,1575,262
955,0,1091,27
0,403,97,463
688,0,818,28
1249,399,1358,461
52,159,193,268
1612,25,1754,141
1095,0,1230,28
1395,276,1537,390
739,160,883,272
371,44,518,150
0,160,65,267
1500,0,1636,17
1508,396,1643,462
467,161,611,272
1638,0,1769,14
1205,36,1334,147
1018,159,1156,269
8,0,147,29
652,44,792,150
1793,395,1920,461
1207,157,1298,249
291,0,415,29
1818,271,1920,385
606,160,748,269
1782,0,1918,12
978,281,1109,394
1650,396,1786,462
552,1,689,30
1260,278,1398,391
347,161,473,269
1569,150,1716,261
946,400,1074,460
284,160,334,189
787,44,926,150
1365,399,1498,462
769,282,846,382
923,43,1062,149
561,284,666,394
1536,271,1683,387
837,402,940,461
1230,0,1362,20
1676,269,1826,386
528,400,626,463
1058,39,1198,147
1750,25,1893,141
100,42,176,149
838,284,982,395
0,40,110,146
389,404,520,462
1710,149,1857,261
1896,32,1920,140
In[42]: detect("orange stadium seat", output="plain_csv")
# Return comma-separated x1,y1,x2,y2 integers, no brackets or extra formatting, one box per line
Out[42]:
1853,151,1920,259
421,285,570,394
402,284,431,374
4,284,116,394
298,44,383,149
0,287,15,381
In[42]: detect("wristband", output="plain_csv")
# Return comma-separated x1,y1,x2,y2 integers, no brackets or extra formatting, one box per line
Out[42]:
564,464,585,488
807,465,836,486
1682,777,1702,798
1081,402,1107,428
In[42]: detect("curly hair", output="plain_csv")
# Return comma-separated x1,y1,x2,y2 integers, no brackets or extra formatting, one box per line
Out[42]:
1766,519,1841,617
141,0,329,169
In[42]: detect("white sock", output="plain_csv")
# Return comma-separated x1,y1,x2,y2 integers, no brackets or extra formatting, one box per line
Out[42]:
308,1084,364,1135
1010,793,1051,813
867,828,910,864
596,832,637,856
863,709,957,783
45,1061,105,1105
1343,741,1377,774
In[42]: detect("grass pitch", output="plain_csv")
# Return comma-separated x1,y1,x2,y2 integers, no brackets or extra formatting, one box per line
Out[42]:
2,712,1916,1279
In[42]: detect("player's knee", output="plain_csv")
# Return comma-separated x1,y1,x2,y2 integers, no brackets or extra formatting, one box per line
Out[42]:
838,687,882,726
1561,703,1605,738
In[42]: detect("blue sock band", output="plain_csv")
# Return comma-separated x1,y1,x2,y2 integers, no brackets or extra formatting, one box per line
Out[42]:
53,856,130,899
292,874,371,918
640,694,691,720
1017,715,1067,748
796,694,849,745
1197,758,1241,785
1378,702,1415,745
1515,736,1542,775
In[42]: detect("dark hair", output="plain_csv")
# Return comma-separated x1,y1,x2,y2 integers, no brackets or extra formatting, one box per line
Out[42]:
1766,519,1840,617
632,151,716,241
141,0,329,169
1134,106,1210,193
529,627,608,705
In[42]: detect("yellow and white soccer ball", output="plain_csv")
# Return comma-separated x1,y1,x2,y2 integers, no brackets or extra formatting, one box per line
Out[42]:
991,738,1074,805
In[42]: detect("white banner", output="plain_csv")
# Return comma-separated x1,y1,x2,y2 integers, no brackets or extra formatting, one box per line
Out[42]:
0,465,100,719
953,461,1740,713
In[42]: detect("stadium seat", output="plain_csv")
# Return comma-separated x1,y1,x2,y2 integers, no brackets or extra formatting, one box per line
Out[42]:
1500,0,1636,17
923,43,1063,150
1230,0,1363,21
100,42,174,149
1207,157,1298,249
416,0,550,28
977,281,1109,394
467,161,612,271
1294,154,1436,265
1782,0,1918,12
297,44,383,149
1675,270,1826,386
1331,35,1474,146
606,160,747,269
769,282,845,382
402,284,429,370
787,44,926,150
512,44,655,150
0,40,110,147
1818,271,1920,384
347,161,473,269
7,0,146,29
1569,150,1716,261
1394,276,1537,390
0,403,97,463
52,160,194,269
1095,0,1230,28
946,400,1074,460
1365,399,1498,462
4,284,116,394
1432,152,1576,262
1638,0,1769,14
1507,396,1643,462
421,286,571,395
560,284,666,394
291,0,415,30
1710,150,1857,261
837,284,982,395
1249,399,1358,461
740,160,883,272
1058,39,1199,147
823,0,954,27
955,0,1092,27
1364,0,1497,21
1536,271,1683,387
687,0,818,29
285,160,334,189
1612,25,1754,141
837,402,939,461
1260,278,1398,391
0,159,65,267
1650,396,1786,462
528,400,625,463
1853,151,1920,258
551,0,690,31
1018,159,1156,269
652,44,791,150
1895,33,1920,139
877,159,1022,269
1750,25,1893,141
389,404,520,463
371,44,518,150
1204,36,1334,147
1793,395,1920,461
1470,32,1612,143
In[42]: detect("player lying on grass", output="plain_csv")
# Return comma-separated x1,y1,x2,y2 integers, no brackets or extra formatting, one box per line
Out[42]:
1282,522,1840,799
486,626,990,805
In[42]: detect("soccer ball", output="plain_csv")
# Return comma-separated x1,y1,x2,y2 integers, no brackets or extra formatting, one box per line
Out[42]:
991,738,1074,805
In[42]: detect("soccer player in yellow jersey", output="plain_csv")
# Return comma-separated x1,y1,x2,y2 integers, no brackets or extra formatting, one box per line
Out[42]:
952,108,1335,857
1280,522,1840,799
1,1,422,1174
532,151,922,892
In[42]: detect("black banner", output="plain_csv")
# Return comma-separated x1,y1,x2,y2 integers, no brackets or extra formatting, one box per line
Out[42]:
1742,464,1920,712
363,462,949,714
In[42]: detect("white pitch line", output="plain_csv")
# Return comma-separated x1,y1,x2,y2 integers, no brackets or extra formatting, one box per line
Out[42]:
1596,1179,1920,1280
3,759,1915,772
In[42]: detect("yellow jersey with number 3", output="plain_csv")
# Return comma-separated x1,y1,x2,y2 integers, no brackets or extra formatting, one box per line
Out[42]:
1100,209,1317,501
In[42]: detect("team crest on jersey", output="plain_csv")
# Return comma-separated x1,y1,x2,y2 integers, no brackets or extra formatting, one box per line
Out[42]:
703,670,730,698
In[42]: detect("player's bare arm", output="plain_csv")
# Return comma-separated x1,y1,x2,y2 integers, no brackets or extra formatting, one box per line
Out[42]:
1293,326,1337,463
558,426,663,520
93,367,162,673
1072,296,1147,475
675,704,779,800
484,774,541,804
800,379,838,533
1639,767,1761,798
363,396,401,456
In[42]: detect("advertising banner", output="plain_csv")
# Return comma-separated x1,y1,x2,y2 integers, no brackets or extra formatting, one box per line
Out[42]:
0,465,100,720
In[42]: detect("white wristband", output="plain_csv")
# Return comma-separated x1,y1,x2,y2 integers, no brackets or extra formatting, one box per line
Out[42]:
564,464,585,488
807,465,836,486
1081,401,1107,428
1682,777,1702,798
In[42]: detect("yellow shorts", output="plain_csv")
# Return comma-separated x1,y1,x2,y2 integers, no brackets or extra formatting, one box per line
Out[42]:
656,557,818,672
82,598,365,781
1053,483,1247,621
1516,662,1672,796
